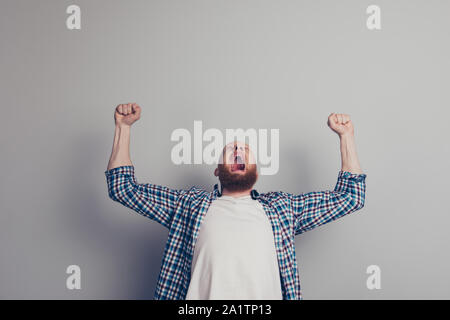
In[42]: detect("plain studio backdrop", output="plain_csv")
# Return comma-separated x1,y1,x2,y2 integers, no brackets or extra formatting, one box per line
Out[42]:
1,0,449,299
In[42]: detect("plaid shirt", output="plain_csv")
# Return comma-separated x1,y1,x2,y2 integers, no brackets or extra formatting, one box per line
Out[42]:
105,165,366,300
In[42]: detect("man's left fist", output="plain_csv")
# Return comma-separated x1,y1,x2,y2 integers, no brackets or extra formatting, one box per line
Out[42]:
327,113,354,136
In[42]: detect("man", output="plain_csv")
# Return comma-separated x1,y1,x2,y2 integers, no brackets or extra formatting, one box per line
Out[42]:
105,103,366,300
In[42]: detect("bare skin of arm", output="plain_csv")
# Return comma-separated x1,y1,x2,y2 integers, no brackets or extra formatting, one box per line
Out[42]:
327,113,364,175
107,103,141,171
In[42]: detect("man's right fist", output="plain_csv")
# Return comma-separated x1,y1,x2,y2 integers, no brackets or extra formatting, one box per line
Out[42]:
114,103,141,127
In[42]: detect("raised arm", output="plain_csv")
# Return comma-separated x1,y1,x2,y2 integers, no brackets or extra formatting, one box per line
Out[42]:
107,103,140,171
105,103,181,228
291,113,366,235
328,113,364,175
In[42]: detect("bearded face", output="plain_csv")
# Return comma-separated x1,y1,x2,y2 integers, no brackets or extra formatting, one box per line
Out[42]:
216,142,258,192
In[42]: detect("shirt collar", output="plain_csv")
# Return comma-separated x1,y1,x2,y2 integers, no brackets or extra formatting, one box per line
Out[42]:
213,183,260,200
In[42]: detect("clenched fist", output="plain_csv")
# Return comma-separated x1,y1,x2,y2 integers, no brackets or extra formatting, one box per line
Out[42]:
327,113,354,137
115,103,141,127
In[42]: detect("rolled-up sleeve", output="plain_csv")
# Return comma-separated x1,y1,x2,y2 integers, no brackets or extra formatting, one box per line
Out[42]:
290,171,367,235
105,165,181,229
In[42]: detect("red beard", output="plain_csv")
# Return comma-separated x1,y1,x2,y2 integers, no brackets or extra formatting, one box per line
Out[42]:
217,163,258,192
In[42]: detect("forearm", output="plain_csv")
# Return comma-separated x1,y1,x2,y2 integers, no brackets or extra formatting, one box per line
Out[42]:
107,125,133,170
339,133,363,174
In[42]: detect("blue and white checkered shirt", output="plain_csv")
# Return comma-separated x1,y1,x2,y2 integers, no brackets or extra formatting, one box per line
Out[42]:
105,165,366,299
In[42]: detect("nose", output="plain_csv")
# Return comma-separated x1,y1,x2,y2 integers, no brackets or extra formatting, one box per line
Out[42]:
233,144,243,156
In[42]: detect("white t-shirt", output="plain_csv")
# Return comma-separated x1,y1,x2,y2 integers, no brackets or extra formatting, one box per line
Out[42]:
185,194,283,300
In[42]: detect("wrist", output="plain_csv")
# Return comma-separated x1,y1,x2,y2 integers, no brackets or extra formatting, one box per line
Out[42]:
339,132,354,140
116,123,131,130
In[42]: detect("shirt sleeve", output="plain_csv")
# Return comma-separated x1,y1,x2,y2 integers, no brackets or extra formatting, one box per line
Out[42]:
290,171,367,236
105,165,182,229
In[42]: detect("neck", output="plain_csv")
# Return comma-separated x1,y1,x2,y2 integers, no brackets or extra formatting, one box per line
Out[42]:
221,187,252,198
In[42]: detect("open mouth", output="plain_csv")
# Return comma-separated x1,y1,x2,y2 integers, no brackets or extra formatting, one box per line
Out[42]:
231,155,246,172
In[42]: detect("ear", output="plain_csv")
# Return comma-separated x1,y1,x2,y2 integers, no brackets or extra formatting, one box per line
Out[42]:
214,167,219,177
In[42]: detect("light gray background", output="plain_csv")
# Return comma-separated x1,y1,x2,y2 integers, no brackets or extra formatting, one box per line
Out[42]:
1,0,449,299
